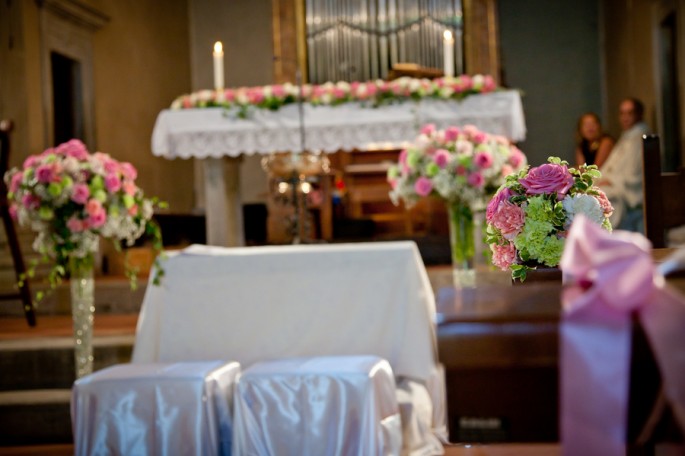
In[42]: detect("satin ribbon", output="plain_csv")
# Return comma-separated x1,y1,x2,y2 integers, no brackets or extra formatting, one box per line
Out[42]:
559,215,685,456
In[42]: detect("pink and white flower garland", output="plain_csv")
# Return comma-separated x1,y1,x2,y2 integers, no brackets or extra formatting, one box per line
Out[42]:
170,75,499,116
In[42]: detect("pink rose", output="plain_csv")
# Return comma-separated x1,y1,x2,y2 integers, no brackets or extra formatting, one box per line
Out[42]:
434,149,450,168
88,208,106,228
501,164,514,177
490,201,525,240
71,183,90,204
272,85,286,98
35,164,54,183
420,124,436,136
56,139,88,160
182,97,192,109
9,172,23,193
120,162,137,180
104,174,121,193
444,127,460,142
128,204,139,216
365,83,377,97
248,88,265,104
67,216,86,233
21,194,39,209
398,149,408,165
467,172,484,188
491,241,517,271
519,163,574,198
482,75,497,92
414,177,433,197
472,132,488,144
486,187,514,222
509,148,525,168
474,151,494,169
86,199,103,216
333,88,346,99
389,179,398,190
223,89,235,103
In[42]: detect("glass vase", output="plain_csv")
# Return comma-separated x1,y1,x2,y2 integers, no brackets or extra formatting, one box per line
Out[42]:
447,200,476,288
69,254,95,379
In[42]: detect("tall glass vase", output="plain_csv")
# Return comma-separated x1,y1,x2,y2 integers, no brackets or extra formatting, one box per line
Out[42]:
447,200,476,288
69,254,95,378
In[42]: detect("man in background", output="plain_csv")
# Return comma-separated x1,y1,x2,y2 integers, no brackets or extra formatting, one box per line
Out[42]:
599,97,650,233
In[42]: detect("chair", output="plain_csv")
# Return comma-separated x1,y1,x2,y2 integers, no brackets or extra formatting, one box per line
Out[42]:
642,134,685,248
0,120,36,327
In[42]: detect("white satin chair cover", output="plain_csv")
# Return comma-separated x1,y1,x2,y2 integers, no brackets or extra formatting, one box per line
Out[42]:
71,361,240,456
232,356,402,456
133,242,445,454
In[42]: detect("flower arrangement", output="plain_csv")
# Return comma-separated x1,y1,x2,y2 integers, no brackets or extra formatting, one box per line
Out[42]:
485,157,613,281
386,124,527,285
4,139,165,298
386,124,527,208
171,74,498,118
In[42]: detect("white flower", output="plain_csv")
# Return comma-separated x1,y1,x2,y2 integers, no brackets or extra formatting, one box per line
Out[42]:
562,194,604,226
262,86,272,98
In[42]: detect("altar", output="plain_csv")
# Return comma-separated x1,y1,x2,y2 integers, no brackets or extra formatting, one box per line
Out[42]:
151,90,526,246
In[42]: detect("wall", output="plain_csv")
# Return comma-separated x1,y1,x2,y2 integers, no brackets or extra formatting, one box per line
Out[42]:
189,0,274,206
497,0,603,166
602,0,658,137
91,0,194,213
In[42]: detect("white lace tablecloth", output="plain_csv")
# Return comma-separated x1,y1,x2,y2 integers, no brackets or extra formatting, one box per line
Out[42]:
151,90,526,159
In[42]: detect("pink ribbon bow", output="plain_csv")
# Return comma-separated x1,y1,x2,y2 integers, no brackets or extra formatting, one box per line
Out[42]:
560,216,685,456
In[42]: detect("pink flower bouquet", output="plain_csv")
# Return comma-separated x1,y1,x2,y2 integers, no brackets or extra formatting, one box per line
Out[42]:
387,124,527,208
386,124,527,284
485,157,613,281
4,139,164,292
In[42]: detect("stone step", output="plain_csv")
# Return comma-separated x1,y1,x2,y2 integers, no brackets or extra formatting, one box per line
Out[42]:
0,389,73,446
0,276,147,317
0,335,135,392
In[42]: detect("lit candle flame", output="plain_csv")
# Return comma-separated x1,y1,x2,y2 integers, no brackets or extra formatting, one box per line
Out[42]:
443,30,453,42
214,41,223,54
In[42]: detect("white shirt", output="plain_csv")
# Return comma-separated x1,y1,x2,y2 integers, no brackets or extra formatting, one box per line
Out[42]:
599,122,650,227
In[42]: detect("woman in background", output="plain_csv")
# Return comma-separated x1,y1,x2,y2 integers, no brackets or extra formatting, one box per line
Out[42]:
574,113,614,168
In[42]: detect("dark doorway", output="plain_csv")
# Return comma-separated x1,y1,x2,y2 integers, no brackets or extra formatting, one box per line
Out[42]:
658,11,682,172
51,51,83,145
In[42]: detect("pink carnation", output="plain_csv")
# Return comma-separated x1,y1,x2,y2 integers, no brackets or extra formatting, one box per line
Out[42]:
519,163,574,198
123,181,137,196
486,187,514,222
472,132,488,144
490,201,525,240
434,149,450,168
67,216,86,233
271,85,286,98
501,164,514,177
88,209,107,228
467,172,484,187
23,155,38,170
592,187,614,217
104,174,122,193
86,199,103,216
474,151,494,169
420,124,436,136
120,162,138,180
491,241,517,271
56,139,88,160
482,75,497,92
414,177,433,197
71,183,90,204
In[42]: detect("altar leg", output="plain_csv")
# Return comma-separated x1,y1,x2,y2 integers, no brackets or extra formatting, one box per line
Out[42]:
203,157,245,246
